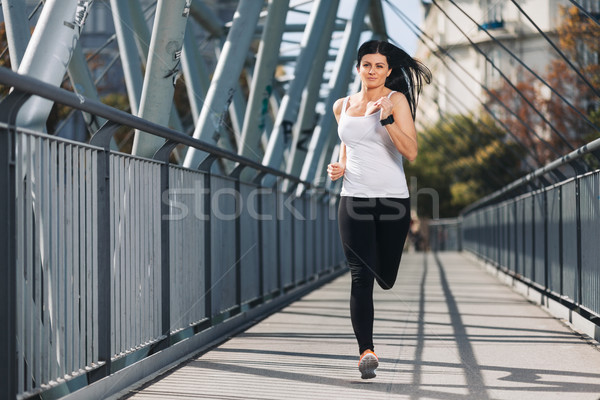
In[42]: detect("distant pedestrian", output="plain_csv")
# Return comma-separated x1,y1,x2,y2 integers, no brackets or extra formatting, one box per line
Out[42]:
327,39,431,379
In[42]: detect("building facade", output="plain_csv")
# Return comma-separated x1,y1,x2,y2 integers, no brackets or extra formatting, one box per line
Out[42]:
415,0,579,125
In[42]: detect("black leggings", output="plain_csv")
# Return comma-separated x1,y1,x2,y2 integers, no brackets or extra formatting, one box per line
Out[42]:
338,196,411,354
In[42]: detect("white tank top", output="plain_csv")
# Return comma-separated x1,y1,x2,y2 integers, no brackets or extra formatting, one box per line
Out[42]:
338,91,409,198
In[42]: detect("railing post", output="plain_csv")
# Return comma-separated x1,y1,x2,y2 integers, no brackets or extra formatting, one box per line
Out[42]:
0,106,18,400
91,138,112,381
230,164,245,311
154,141,178,349
544,188,549,290
559,185,564,296
198,156,217,324
576,177,582,305
0,89,33,399
253,172,268,300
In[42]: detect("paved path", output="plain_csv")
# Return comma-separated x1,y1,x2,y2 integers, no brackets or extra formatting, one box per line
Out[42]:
123,252,600,400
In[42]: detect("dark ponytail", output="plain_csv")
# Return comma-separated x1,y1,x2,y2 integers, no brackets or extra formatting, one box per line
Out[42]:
356,40,432,120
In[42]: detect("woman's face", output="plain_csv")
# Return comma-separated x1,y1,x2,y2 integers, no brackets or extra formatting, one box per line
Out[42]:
357,53,391,89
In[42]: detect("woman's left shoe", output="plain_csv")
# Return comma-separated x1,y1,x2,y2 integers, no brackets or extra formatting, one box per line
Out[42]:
358,349,379,379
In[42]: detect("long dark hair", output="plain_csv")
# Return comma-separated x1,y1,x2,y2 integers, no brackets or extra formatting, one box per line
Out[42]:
356,40,432,120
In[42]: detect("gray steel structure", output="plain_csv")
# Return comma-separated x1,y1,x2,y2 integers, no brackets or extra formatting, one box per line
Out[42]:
0,1,389,398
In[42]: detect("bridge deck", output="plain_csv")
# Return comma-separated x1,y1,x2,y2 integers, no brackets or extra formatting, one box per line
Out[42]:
121,252,600,400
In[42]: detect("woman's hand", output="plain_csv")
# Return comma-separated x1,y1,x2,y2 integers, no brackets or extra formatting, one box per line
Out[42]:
327,162,346,181
365,96,394,119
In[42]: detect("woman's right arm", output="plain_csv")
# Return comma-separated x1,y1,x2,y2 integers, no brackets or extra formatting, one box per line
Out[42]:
328,98,346,181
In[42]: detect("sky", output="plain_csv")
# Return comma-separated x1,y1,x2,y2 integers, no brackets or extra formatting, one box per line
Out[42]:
334,0,424,55
382,0,424,55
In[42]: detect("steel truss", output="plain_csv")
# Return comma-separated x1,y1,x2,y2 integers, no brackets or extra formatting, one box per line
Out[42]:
1,0,387,187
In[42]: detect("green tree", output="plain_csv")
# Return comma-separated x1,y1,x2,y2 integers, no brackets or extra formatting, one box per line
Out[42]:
406,113,523,218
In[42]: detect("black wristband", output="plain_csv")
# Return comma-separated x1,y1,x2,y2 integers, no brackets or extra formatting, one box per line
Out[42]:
380,114,394,126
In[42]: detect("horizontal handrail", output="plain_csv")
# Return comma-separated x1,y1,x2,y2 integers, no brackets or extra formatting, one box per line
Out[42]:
461,137,600,215
0,67,317,190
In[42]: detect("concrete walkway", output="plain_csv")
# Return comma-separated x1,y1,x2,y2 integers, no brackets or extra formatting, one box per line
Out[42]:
122,252,600,400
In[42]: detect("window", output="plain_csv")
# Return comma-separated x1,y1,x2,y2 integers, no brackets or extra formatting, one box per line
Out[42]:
480,0,504,30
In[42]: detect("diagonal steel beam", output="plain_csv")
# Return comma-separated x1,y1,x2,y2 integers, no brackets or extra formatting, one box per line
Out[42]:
110,0,144,116
66,42,109,142
238,0,290,165
262,0,340,172
1,0,30,71
183,0,265,169
181,21,211,125
16,0,94,131
131,0,191,158
300,0,370,188
284,0,339,182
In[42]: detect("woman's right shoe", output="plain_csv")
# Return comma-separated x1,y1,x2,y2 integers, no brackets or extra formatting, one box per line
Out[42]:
358,349,379,379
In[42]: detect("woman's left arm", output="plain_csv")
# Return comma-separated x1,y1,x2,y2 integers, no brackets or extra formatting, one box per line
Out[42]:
379,92,418,162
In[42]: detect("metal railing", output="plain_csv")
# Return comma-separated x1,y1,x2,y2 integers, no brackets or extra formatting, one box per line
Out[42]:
428,218,462,252
460,137,600,324
0,67,345,399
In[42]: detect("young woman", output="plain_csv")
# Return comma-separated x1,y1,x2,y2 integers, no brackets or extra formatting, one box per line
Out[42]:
327,40,431,379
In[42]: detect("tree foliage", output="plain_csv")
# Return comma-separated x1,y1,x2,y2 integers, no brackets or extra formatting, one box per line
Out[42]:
406,114,523,218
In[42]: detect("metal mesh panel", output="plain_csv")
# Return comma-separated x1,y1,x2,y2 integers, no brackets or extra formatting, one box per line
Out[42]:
523,195,534,280
561,180,578,301
209,176,238,315
506,201,516,272
499,204,508,267
515,197,525,277
260,190,278,294
240,182,261,304
546,186,561,293
580,172,600,314
305,195,317,278
533,191,546,286
109,155,162,356
168,167,206,331
14,133,100,392
293,197,305,283
278,189,294,287
315,199,326,273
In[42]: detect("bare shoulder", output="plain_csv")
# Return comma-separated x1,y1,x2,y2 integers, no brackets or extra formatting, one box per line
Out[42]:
333,97,346,119
333,97,345,113
389,91,408,106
